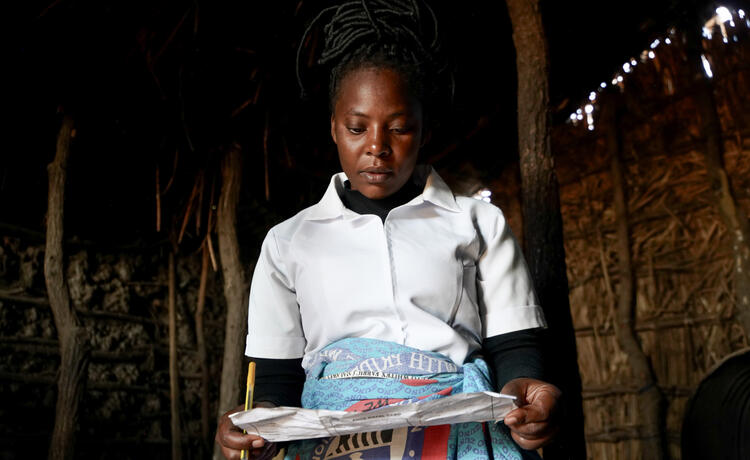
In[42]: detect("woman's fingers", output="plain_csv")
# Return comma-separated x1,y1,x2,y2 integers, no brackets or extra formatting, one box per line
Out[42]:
506,399,552,425
216,413,259,448
505,409,558,450
217,433,273,460
509,428,558,451
216,404,272,459
501,378,562,450
219,429,264,450
251,442,279,460
507,416,557,437
505,406,557,437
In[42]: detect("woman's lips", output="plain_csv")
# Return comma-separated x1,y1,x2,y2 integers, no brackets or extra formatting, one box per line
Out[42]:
360,169,393,183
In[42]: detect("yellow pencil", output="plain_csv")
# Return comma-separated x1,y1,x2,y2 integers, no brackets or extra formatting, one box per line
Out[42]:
240,361,256,460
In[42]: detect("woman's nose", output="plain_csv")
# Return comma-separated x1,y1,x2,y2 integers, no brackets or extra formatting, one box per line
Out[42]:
367,130,391,157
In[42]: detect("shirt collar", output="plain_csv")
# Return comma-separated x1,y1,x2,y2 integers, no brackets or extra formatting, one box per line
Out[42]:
304,165,460,221
415,165,461,213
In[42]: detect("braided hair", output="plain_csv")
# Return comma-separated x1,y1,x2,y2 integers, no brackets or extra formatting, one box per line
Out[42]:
296,0,449,117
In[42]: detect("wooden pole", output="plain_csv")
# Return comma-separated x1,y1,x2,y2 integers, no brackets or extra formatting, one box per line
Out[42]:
504,1,585,458
45,114,90,460
213,143,246,459
684,25,750,339
196,242,211,453
168,251,182,460
604,97,666,459
156,165,162,232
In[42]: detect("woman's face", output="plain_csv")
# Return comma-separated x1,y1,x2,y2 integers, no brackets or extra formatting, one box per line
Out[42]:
330,67,423,199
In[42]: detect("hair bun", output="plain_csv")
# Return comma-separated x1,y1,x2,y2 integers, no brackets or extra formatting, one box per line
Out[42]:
296,0,447,102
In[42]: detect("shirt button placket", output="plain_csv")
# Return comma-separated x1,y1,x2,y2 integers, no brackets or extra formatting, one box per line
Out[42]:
382,216,408,343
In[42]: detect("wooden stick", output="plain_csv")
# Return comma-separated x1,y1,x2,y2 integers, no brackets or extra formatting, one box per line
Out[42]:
45,114,90,460
195,242,211,452
0,371,151,392
605,96,665,459
162,149,179,194
214,144,247,460
0,222,46,240
168,252,182,460
153,6,193,64
582,384,692,399
177,173,201,244
37,0,64,19
206,234,218,273
253,79,263,104
205,174,218,272
0,292,49,306
575,313,723,337
156,164,162,232
685,25,750,337
231,98,255,118
0,341,154,362
195,171,204,234
76,309,156,326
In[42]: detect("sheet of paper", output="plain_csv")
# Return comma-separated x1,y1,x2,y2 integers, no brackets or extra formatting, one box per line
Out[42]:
230,391,517,442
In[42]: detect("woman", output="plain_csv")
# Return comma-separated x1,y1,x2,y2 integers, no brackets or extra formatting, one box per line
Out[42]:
217,2,560,459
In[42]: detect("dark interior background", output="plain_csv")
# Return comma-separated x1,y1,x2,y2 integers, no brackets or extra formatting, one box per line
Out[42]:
5,0,727,244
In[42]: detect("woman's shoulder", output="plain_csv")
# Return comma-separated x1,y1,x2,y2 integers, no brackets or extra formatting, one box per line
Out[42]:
264,203,320,242
452,193,508,222
266,172,347,239
454,194,505,216
451,195,514,242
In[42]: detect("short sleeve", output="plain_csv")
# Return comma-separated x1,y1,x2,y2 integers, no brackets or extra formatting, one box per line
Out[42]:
476,208,547,337
244,228,306,359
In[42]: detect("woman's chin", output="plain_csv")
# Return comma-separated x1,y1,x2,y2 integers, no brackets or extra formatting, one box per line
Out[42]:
352,176,409,200
357,185,395,200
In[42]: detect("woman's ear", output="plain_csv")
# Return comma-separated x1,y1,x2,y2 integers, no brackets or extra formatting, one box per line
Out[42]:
330,114,338,144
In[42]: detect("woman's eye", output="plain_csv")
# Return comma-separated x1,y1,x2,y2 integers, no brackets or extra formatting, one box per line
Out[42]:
391,127,410,134
347,127,365,134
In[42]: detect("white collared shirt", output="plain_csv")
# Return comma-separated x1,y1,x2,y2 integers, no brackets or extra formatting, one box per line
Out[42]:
245,166,546,369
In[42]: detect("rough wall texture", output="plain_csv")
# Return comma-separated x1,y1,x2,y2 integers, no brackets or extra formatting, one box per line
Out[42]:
0,238,226,459
552,19,749,460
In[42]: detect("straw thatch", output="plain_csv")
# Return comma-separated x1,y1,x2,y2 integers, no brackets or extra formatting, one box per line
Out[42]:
551,14,749,459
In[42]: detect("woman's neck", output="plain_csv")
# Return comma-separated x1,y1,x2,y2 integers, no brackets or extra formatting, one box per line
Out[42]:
340,175,422,223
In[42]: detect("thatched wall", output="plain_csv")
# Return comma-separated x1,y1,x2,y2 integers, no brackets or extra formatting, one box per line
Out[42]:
551,17,749,460
0,239,226,459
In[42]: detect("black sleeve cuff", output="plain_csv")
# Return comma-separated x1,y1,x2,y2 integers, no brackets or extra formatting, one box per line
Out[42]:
248,357,305,407
482,328,547,390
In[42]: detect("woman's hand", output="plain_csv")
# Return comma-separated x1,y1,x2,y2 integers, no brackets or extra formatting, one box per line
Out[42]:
215,403,278,460
500,378,561,451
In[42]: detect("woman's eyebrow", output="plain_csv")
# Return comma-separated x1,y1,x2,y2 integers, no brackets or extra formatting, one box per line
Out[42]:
345,109,410,118
346,109,369,117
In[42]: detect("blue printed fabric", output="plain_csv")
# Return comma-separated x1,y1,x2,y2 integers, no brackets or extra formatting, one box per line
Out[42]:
283,337,524,460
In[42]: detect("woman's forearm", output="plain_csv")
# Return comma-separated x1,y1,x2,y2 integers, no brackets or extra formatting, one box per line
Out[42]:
482,328,547,390
250,357,305,407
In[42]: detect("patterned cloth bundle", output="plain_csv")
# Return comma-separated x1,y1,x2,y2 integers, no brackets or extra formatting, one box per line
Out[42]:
284,337,526,460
